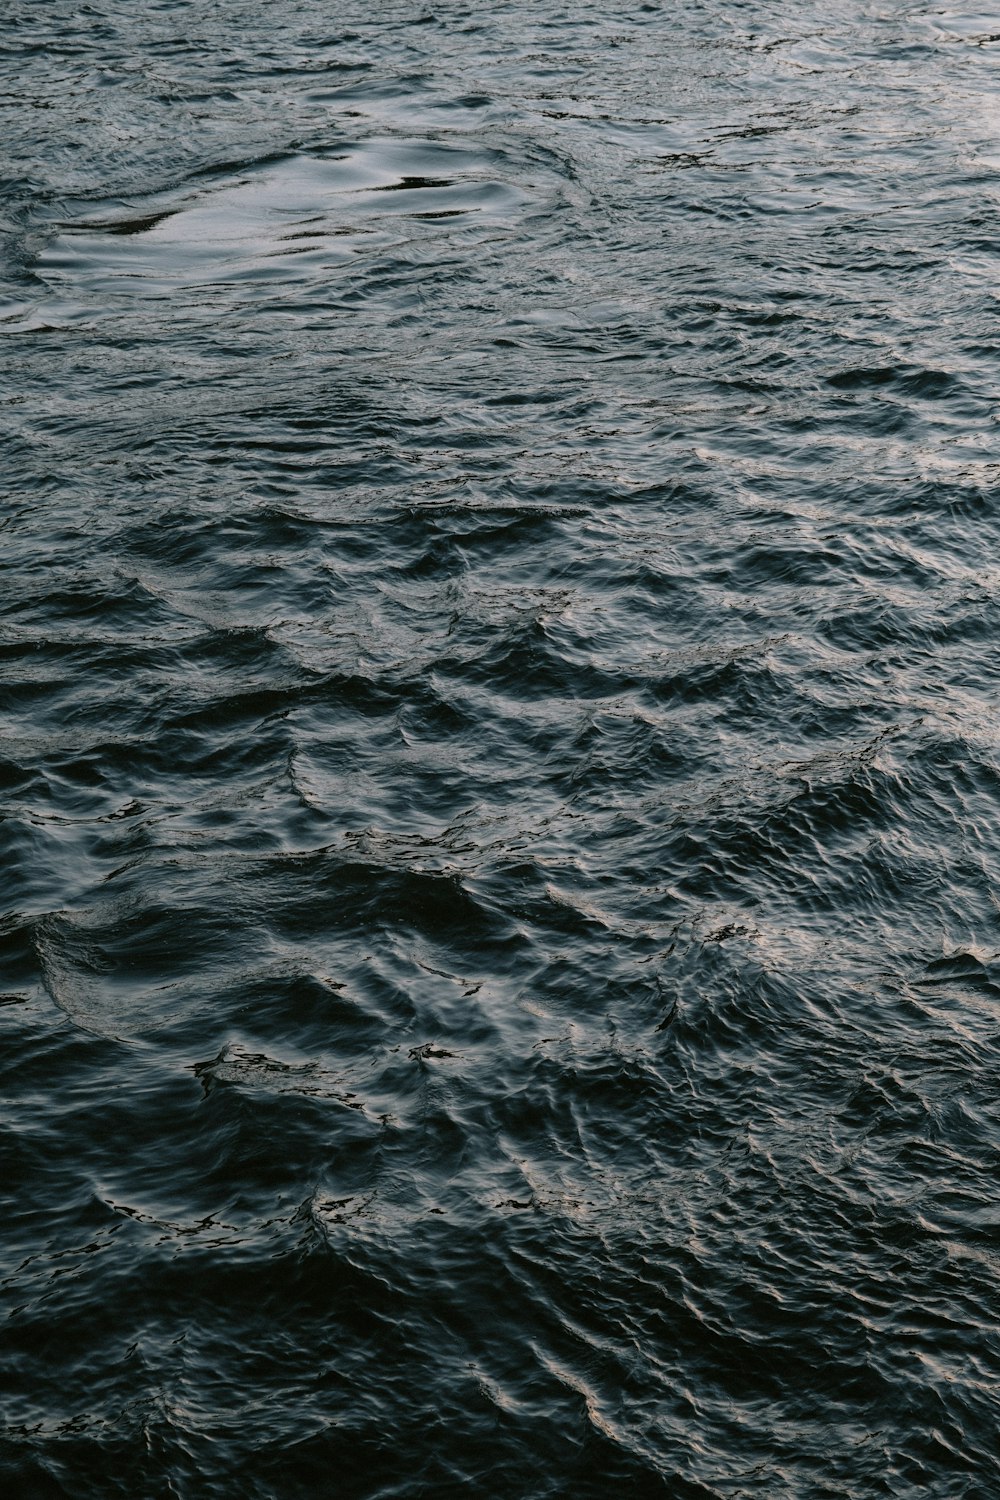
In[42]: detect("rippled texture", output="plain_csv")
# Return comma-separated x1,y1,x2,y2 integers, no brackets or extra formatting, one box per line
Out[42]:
4,2,1000,1495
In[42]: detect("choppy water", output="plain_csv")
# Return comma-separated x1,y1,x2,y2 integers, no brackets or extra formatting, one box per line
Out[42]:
4,2,1000,1494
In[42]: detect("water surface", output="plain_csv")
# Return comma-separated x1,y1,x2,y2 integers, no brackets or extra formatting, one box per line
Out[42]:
4,3,1000,1495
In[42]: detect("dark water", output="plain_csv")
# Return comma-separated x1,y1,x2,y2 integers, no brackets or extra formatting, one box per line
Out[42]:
4,1,1000,1494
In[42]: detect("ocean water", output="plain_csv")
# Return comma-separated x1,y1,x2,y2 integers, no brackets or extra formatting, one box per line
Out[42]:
4,2,1000,1494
